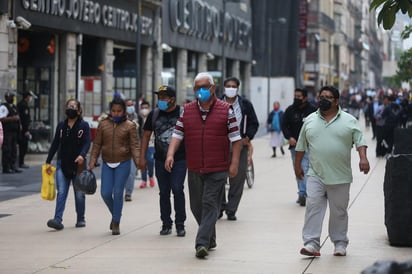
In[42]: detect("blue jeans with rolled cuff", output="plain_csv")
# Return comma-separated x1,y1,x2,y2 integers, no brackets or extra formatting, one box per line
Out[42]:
101,160,131,223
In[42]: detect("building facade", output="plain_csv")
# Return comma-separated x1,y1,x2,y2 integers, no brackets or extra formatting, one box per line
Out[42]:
0,0,252,152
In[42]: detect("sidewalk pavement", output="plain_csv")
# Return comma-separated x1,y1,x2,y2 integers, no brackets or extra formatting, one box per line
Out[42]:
0,123,411,274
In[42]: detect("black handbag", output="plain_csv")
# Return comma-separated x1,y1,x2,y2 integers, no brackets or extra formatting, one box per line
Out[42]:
74,170,97,195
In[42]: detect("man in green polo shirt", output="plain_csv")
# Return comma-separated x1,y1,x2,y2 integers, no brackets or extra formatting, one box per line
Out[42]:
295,86,370,257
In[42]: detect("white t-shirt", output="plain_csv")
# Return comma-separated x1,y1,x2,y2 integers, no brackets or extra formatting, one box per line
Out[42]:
0,105,9,119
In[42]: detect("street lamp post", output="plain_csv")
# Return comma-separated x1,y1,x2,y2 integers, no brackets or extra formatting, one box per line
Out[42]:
267,19,273,116
221,0,241,92
135,0,141,110
267,17,287,116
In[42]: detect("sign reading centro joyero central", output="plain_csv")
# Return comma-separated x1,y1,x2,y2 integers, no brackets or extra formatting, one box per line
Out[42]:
16,0,154,44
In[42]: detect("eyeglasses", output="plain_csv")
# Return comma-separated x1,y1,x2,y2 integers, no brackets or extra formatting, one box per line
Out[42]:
319,95,335,100
194,84,212,90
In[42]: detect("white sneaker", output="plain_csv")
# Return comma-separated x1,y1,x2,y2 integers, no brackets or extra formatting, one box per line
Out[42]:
333,244,347,256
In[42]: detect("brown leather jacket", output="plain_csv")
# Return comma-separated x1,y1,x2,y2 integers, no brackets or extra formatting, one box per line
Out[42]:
89,116,140,167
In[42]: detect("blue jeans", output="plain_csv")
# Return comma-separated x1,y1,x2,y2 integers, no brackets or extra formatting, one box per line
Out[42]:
155,159,187,227
290,147,309,197
54,160,85,223
125,160,137,196
101,160,130,223
141,146,155,181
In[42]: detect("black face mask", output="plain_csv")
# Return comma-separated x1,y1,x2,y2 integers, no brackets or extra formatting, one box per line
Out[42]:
65,108,78,119
319,99,332,111
5,97,14,104
293,98,303,107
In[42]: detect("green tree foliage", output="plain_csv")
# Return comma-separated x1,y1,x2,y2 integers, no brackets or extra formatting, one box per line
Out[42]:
396,48,412,82
370,0,412,30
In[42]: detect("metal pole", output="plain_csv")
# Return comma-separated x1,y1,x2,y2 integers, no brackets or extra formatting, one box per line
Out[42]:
221,0,226,92
75,34,82,101
267,20,272,116
135,0,141,110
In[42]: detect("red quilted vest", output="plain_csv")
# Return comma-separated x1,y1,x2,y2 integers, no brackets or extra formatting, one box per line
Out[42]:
183,99,230,173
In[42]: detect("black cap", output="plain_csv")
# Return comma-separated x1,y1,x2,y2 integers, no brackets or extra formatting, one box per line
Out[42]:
154,85,176,97
4,91,16,97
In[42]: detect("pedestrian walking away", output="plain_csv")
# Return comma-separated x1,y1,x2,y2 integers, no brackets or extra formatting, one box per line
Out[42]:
138,100,155,189
165,72,242,259
295,86,370,257
267,101,285,157
0,91,22,174
281,88,316,206
220,76,259,221
140,85,187,237
88,97,140,235
45,99,91,230
124,98,143,202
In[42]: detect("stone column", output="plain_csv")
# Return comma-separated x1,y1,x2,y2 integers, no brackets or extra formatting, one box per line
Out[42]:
198,53,207,73
102,39,114,111
176,49,187,103
0,15,17,94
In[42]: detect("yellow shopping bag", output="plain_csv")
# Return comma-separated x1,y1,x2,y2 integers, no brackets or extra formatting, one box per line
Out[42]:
41,164,56,201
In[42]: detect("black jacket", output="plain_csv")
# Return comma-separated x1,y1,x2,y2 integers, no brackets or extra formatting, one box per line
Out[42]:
281,102,317,144
17,99,31,132
222,95,259,140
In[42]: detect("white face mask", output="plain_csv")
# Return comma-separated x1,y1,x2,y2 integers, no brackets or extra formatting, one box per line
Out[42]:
224,87,237,98
140,108,150,116
126,106,135,115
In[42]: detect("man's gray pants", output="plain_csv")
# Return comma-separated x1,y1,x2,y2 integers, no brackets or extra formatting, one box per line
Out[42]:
222,145,248,215
188,170,227,249
302,176,350,250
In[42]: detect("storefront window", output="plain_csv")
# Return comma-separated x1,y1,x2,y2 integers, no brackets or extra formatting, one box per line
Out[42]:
17,30,54,153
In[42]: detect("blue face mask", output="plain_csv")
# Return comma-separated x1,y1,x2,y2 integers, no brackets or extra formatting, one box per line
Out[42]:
195,88,211,102
112,115,125,123
157,100,169,111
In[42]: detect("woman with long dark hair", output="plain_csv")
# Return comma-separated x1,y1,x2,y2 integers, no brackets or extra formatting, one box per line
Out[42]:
46,99,91,230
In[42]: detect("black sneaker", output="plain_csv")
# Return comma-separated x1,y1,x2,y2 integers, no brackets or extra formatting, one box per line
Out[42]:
195,246,209,258
209,239,217,250
298,195,306,206
47,219,64,230
75,220,86,228
226,211,237,221
176,225,186,237
160,226,172,235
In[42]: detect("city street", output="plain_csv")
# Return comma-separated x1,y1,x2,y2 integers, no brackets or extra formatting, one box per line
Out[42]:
0,122,411,273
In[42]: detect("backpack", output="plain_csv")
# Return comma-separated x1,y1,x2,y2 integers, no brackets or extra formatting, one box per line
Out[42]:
386,104,402,126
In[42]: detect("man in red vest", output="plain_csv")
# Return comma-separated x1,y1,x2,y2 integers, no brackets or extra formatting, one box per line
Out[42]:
165,72,242,259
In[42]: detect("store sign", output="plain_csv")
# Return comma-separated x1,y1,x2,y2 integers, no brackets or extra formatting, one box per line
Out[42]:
162,0,252,61
17,0,154,44
298,0,308,49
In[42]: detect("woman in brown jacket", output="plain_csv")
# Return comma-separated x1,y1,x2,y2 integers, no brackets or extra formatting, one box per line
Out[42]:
89,97,140,235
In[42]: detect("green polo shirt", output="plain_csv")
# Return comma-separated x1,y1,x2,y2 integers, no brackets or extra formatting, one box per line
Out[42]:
296,107,366,185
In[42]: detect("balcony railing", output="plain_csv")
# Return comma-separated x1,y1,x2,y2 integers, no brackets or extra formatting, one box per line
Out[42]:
307,11,335,33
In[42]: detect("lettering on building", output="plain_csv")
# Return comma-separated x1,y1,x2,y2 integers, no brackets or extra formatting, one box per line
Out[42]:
21,0,153,35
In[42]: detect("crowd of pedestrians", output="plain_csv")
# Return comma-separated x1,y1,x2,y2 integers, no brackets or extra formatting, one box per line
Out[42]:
1,80,411,259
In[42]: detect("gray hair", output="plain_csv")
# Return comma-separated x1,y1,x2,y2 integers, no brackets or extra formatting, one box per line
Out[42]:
194,72,214,86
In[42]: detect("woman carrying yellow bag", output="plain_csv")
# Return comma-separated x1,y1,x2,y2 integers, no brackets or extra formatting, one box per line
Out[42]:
41,164,56,200
45,99,91,231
